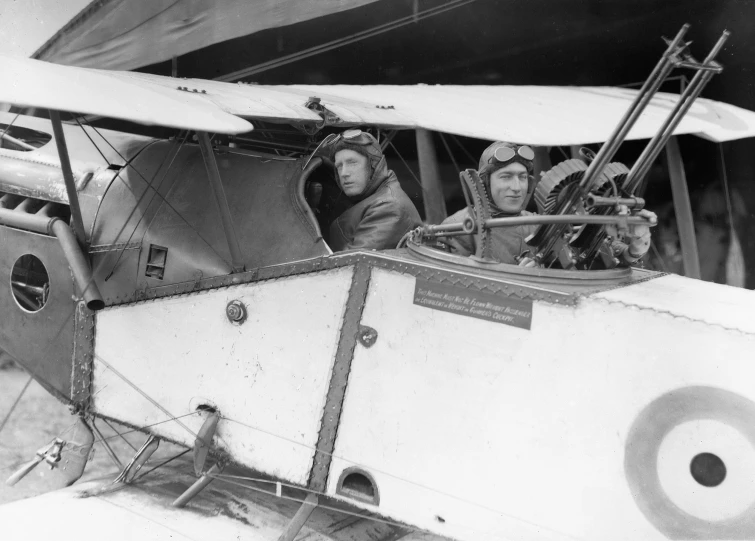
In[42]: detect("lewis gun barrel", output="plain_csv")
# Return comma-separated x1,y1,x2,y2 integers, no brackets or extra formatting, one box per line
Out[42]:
526,25,729,270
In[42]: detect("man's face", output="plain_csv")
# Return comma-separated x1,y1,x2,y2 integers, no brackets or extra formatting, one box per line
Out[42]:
489,162,529,213
335,149,371,197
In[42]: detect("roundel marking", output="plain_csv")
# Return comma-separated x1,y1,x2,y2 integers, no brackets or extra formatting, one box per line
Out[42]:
625,386,755,539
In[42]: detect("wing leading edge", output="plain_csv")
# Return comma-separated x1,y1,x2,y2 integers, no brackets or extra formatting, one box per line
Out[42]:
4,54,755,145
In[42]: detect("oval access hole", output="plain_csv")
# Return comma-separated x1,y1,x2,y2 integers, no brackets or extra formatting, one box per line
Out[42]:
337,468,379,505
11,254,50,312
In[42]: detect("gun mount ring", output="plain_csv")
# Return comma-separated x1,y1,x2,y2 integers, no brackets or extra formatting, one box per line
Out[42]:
462,216,476,234
226,300,247,325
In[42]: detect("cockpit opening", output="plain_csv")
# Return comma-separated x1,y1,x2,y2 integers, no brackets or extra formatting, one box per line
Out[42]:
0,124,52,152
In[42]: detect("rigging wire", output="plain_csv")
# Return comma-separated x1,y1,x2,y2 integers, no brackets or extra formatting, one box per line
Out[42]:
216,0,478,82
0,135,189,401
219,416,581,540
0,374,33,437
210,473,583,541
387,140,427,195
79,123,235,279
210,474,423,533
90,418,123,468
448,134,478,165
717,144,738,242
102,417,138,452
649,239,670,273
134,449,190,482
94,355,199,440
0,113,21,144
73,117,112,166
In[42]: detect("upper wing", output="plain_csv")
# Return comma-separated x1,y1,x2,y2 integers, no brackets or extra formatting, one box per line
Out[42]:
4,54,755,144
0,55,252,135
113,72,755,145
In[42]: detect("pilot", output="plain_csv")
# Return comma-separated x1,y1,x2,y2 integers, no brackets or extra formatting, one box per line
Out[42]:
328,129,421,251
442,141,653,266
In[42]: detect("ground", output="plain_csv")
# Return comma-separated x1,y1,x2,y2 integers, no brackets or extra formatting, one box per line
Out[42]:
0,366,181,505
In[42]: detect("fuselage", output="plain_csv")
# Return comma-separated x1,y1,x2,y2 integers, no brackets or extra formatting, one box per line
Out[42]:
2,113,754,540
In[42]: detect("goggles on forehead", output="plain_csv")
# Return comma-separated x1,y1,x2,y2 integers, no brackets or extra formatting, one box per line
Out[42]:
334,128,375,146
489,144,535,164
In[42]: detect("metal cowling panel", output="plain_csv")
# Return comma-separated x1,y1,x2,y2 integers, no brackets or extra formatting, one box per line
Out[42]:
0,225,75,403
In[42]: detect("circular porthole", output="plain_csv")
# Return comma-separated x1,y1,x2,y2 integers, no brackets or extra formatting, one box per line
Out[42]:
11,254,50,312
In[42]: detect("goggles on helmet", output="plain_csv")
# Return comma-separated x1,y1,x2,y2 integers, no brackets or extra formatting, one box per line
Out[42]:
333,128,375,146
489,144,535,165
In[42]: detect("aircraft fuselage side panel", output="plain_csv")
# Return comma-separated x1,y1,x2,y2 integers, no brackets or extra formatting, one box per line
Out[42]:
92,266,354,485
0,226,76,403
326,266,755,541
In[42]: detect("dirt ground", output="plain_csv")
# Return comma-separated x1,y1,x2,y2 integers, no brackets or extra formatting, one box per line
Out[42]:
0,367,181,505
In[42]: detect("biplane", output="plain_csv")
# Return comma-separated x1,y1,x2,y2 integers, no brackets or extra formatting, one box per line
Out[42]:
1,25,755,541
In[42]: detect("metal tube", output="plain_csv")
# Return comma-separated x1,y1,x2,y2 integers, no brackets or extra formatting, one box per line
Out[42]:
50,220,105,310
416,129,447,224
664,137,701,279
173,463,223,508
625,31,729,192
585,195,645,209
0,131,36,151
578,24,690,192
197,132,245,272
277,493,319,541
0,209,104,309
425,214,655,235
48,110,87,245
0,206,51,233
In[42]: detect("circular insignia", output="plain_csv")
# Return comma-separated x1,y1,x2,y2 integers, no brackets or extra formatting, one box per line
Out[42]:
625,386,755,539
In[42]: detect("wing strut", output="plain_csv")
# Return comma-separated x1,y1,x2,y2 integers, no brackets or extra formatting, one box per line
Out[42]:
665,136,701,278
197,132,245,272
278,493,319,541
49,110,87,245
415,129,447,224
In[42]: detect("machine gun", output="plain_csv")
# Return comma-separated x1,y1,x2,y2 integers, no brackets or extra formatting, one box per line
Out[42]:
527,24,729,269
414,25,727,268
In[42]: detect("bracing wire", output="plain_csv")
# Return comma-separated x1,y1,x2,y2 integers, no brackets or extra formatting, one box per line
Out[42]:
0,374,33,437
217,0,478,82
81,124,230,278
717,144,738,238
102,417,138,452
94,355,199,440
209,473,583,541
387,140,427,194
448,133,478,165
73,117,111,166
218,416,582,540
134,449,190,482
0,113,21,143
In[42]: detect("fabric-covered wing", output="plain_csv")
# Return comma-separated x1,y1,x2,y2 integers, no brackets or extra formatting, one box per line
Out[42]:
103,71,755,145
33,0,383,71
286,84,755,145
0,459,430,541
0,55,252,134
4,54,755,144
